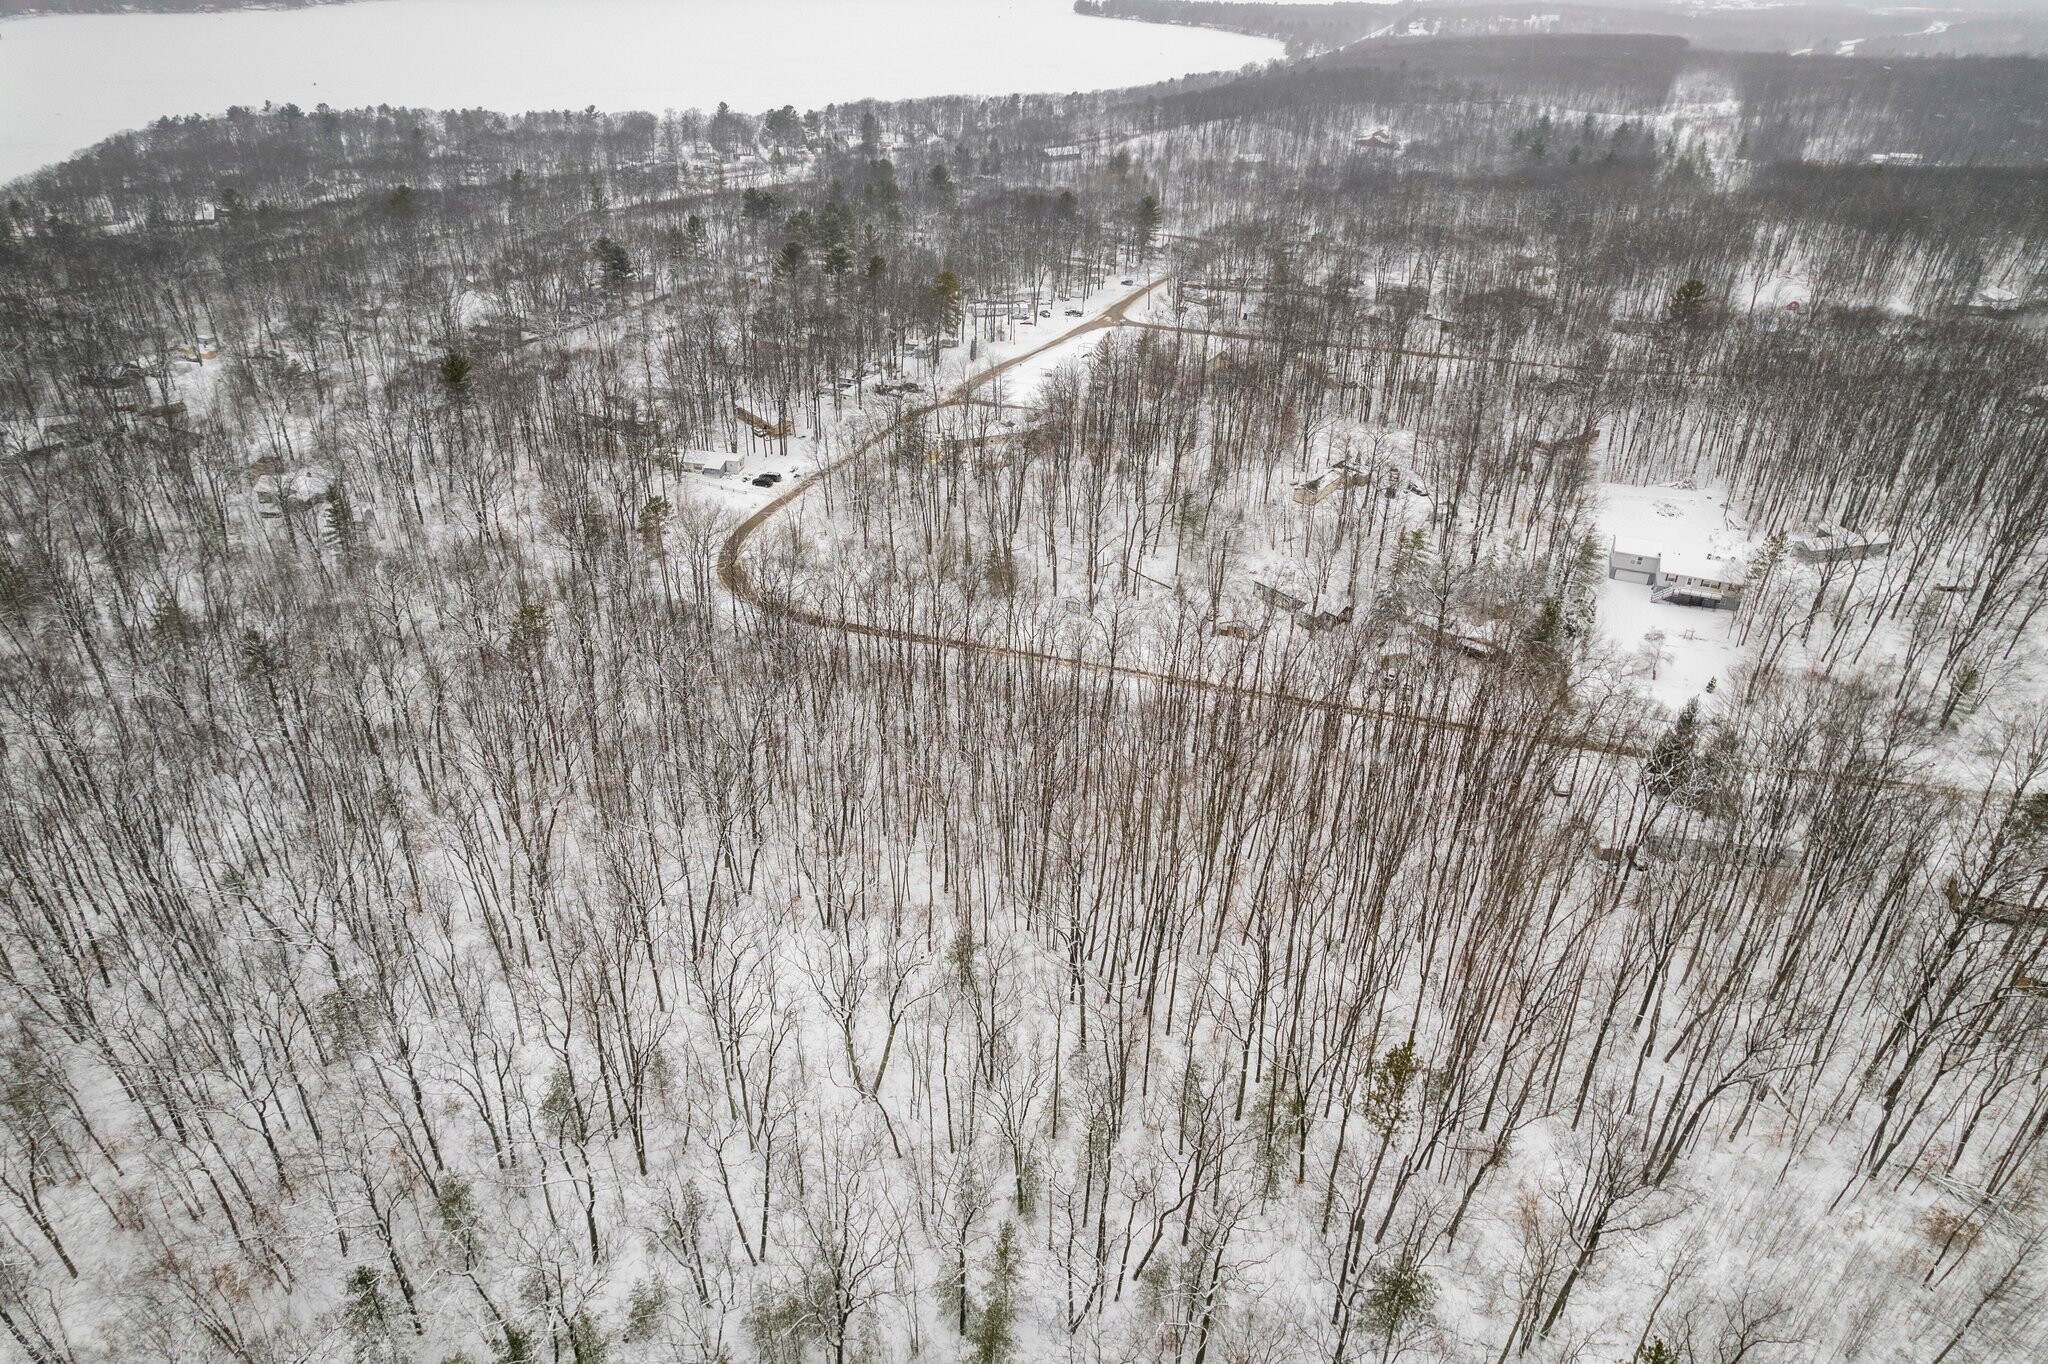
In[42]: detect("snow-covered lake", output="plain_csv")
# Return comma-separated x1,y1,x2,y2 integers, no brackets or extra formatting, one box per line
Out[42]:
0,0,1280,184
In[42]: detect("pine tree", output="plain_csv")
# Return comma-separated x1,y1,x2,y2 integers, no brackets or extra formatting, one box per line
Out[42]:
1633,1338,1678,1364
1565,532,1603,639
491,1326,536,1364
931,270,964,336
1667,277,1710,326
1362,1250,1434,1346
439,351,473,399
637,497,671,552
592,236,634,291
326,482,358,556
1134,194,1163,254
1645,698,1701,798
341,1267,396,1362
966,1222,1019,1364
1364,1041,1419,1137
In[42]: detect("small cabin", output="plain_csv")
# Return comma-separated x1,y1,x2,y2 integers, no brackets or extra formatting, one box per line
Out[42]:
1290,463,1374,506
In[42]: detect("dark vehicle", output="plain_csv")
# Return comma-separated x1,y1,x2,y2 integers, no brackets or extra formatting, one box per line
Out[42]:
1065,308,1084,317
752,472,783,488
1121,278,1134,285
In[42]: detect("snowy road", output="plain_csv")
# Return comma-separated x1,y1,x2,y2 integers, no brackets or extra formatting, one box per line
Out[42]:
717,282,1969,796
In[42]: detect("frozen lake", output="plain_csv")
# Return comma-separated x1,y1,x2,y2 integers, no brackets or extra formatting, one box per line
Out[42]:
0,0,1279,184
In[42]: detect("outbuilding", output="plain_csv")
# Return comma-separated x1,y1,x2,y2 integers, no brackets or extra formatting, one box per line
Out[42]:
1790,522,1891,564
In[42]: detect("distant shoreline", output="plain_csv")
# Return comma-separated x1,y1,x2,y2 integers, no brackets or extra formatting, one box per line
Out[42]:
0,0,355,17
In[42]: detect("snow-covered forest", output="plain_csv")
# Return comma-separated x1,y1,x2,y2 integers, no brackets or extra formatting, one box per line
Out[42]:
1,34,2047,1364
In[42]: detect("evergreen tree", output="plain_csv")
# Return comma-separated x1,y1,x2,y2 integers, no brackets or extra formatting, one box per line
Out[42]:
439,350,473,399
326,482,358,556
931,270,964,336
341,1266,395,1362
1134,194,1163,254
1364,1040,1419,1137
1667,277,1710,326
1645,698,1701,798
491,1325,536,1364
1633,1338,1678,1364
592,236,634,290
1362,1251,1435,1347
966,1222,1019,1364
1565,532,1603,639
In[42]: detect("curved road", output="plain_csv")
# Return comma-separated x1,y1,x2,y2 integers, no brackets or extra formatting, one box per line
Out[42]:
714,281,1984,810
715,277,1651,761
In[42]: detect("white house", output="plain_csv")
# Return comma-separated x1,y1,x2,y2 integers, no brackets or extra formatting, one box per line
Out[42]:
1653,551,1746,610
1609,537,1745,610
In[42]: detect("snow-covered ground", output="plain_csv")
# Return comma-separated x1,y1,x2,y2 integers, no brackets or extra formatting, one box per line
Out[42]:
1593,482,1754,707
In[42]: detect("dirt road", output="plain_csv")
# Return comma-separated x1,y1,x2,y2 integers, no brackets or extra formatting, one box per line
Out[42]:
714,278,1655,761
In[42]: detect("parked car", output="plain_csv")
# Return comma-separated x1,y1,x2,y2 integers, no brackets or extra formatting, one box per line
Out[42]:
1039,309,1051,318
1065,308,1084,317
1120,278,1134,285
751,472,783,488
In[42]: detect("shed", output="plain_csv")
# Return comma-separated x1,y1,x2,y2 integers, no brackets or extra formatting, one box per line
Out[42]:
1790,522,1891,564
1253,581,1307,613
